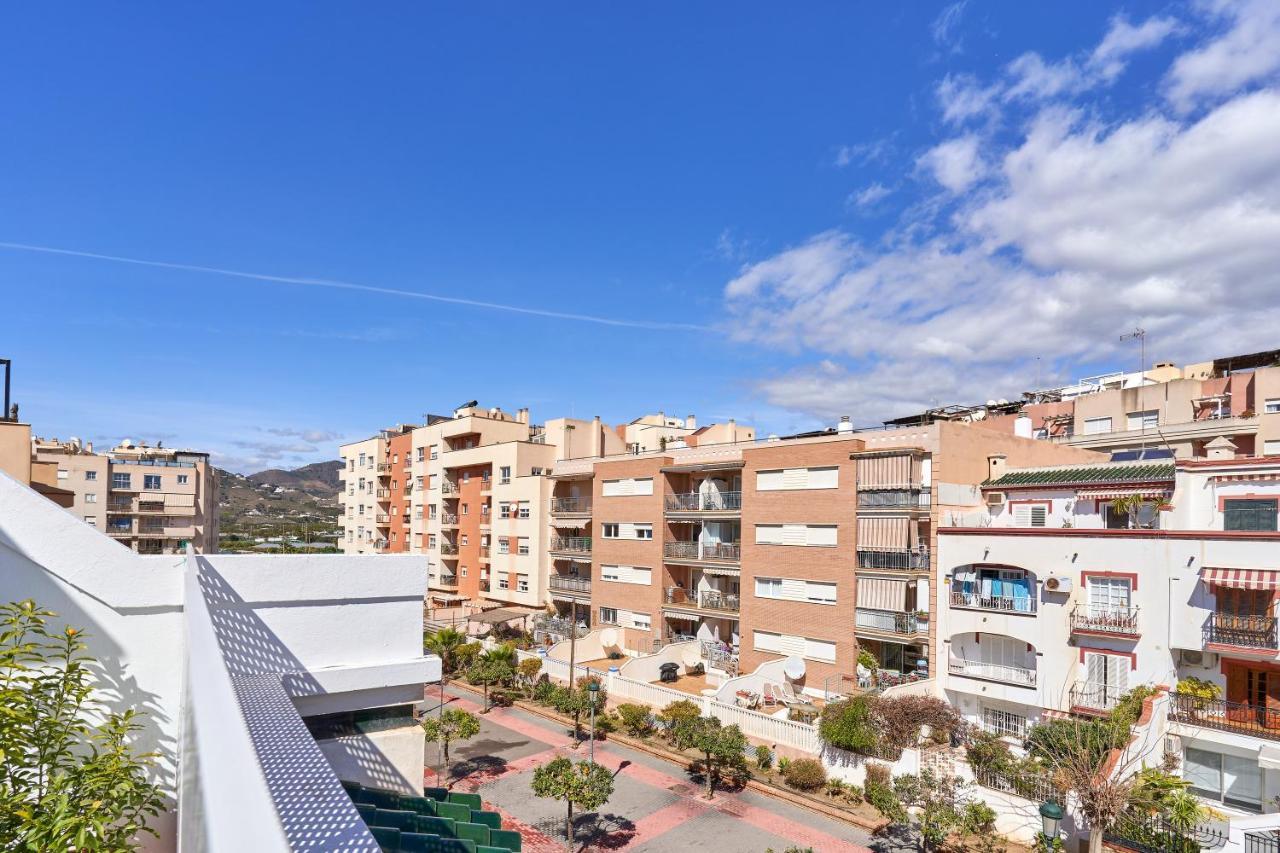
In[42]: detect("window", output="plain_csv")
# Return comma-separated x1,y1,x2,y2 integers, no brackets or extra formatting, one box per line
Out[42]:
1184,747,1262,811
461,503,469,515
630,611,650,631
428,505,437,519
499,577,510,589
56,469,68,480
1126,410,1158,431
1012,502,1049,527
1087,576,1132,614
1103,501,1159,529
806,582,838,605
755,577,783,598
1083,652,1130,707
1265,399,1280,414
1083,416,1112,435
112,473,131,490
754,576,836,605
518,503,530,519
460,534,469,546
531,467,545,476
177,474,188,485
461,567,468,577
1224,498,1278,532
982,707,1028,738
756,466,839,491
518,538,530,556
601,565,652,585
1265,440,1280,456
601,477,654,496
84,493,97,504
753,630,833,661
83,516,96,526
499,502,511,518
500,466,511,484
428,535,437,548
599,607,619,625
85,470,97,481
754,524,836,546
498,539,510,555
482,503,490,516
602,523,620,538
517,575,529,592
417,447,425,461
634,524,652,540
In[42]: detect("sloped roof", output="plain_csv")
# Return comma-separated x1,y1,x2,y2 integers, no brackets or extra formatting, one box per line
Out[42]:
984,462,1175,489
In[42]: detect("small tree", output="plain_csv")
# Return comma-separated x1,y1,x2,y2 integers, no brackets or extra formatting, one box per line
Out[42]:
530,756,614,849
1110,494,1151,529
469,644,516,712
421,708,480,782
0,600,166,849
517,657,543,697
425,627,466,674
894,769,968,852
658,699,702,738
670,715,747,799
818,695,878,753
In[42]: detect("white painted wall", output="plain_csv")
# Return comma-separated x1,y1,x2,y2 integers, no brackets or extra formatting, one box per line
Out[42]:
317,726,425,796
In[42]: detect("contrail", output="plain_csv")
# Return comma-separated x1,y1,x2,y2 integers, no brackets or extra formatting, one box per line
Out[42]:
0,241,710,332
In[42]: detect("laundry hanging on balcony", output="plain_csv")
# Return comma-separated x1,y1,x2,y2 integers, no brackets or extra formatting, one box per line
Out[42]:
1200,567,1280,590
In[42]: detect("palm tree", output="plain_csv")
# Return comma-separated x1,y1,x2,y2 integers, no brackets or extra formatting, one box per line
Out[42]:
426,627,465,674
1109,495,1151,529
471,644,517,712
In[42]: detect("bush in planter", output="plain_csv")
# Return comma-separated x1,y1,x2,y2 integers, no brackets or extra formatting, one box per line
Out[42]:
532,677,557,704
819,695,878,753
755,744,773,770
844,784,864,805
658,699,702,736
489,688,516,708
825,778,848,798
591,713,617,739
617,703,656,738
776,756,791,775
783,758,826,792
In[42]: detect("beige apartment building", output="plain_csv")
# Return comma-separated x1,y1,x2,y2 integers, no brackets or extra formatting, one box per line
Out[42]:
31,437,219,554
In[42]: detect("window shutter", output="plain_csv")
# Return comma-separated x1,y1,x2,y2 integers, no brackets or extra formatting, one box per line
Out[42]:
781,578,806,601
781,524,807,545
755,525,783,545
782,468,807,489
757,470,784,491
808,467,839,489
754,631,782,653
779,634,806,656
633,478,654,495
806,525,838,546
804,638,836,662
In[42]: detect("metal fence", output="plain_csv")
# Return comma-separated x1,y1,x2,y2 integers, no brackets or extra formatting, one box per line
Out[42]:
1103,812,1225,853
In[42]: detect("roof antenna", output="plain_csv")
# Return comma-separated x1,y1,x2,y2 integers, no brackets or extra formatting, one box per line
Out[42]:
1121,328,1147,451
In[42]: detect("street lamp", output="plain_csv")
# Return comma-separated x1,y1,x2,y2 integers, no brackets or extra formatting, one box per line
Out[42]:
1038,801,1063,850
587,680,600,764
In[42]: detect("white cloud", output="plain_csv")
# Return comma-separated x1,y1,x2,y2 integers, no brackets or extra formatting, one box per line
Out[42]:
932,2,968,53
264,427,342,443
917,135,986,192
1166,0,1280,111
937,73,1000,125
1090,14,1183,81
834,137,894,168
849,183,892,208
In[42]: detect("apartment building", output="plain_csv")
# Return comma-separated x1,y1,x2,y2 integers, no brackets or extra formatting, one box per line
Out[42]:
894,347,1280,460
338,432,386,554
937,451,1280,819
30,436,218,553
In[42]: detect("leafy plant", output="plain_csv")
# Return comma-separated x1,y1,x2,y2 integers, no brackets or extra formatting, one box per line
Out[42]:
669,715,748,799
517,657,544,697
776,755,791,774
857,649,878,672
782,758,826,792
616,703,655,738
658,699,702,737
1176,676,1222,711
818,695,878,753
531,757,614,849
421,708,481,779
468,644,517,712
755,744,773,770
893,770,969,852
424,627,466,674
532,677,558,704
0,600,166,850
453,641,482,672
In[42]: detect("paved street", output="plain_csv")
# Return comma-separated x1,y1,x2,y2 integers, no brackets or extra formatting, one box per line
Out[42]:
425,685,878,853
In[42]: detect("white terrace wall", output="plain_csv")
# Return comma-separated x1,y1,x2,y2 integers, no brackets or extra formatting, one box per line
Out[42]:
618,640,699,682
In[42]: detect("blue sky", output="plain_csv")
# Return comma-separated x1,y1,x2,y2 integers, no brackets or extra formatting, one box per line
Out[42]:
4,2,1279,472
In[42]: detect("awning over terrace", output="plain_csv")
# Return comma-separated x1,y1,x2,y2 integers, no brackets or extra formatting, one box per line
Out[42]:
1075,486,1171,500
1201,567,1280,590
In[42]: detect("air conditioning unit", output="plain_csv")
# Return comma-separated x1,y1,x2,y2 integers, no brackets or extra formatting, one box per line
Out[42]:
985,491,1007,506
1179,649,1215,668
1044,575,1072,593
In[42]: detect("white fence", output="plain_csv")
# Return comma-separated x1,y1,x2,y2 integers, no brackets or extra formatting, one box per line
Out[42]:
707,699,822,753
610,675,697,710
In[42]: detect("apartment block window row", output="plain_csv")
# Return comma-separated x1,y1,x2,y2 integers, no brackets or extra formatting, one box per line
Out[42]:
752,630,836,663
755,466,838,491
1126,410,1159,431
1264,398,1280,414
601,522,653,540
598,607,650,630
1083,416,1112,435
754,576,837,605
600,565,652,585
601,477,654,496
754,523,837,546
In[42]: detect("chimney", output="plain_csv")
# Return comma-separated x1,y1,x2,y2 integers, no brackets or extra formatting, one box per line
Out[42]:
836,416,853,435
517,407,529,424
1205,436,1237,460
987,454,1007,483
592,416,602,456
85,441,93,453
686,414,696,429
1014,414,1033,438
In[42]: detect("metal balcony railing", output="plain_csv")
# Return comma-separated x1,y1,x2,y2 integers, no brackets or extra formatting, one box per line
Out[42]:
1070,605,1140,636
549,575,592,594
439,543,458,555
375,514,391,524
662,541,741,562
440,513,459,525
1206,613,1278,649
700,640,739,676
856,489,931,509
375,489,391,499
664,491,742,512
436,575,458,588
441,482,459,495
376,463,392,473
1070,681,1125,713
948,658,1036,686
1170,692,1280,741
950,590,1036,614
550,496,592,514
855,608,922,635
549,536,591,554
856,548,930,571
698,590,740,612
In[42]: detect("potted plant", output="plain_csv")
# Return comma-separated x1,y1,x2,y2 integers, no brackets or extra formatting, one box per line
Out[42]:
1176,676,1221,719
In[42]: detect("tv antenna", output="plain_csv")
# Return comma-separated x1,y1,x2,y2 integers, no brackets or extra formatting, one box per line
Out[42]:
1120,328,1147,449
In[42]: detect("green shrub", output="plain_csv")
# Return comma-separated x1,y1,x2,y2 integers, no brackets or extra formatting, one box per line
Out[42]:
532,677,557,704
864,762,891,788
1177,676,1222,710
962,800,997,834
857,649,878,672
825,778,848,798
755,744,773,770
844,784,864,805
549,685,576,714
783,758,827,792
454,642,481,671
658,699,701,735
616,703,655,737
777,755,791,774
818,696,878,753
591,713,617,738
966,731,1016,775
865,777,905,821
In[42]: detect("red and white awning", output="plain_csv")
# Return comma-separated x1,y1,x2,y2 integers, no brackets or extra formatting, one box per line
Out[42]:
1209,473,1280,483
1201,567,1280,590
1075,486,1170,500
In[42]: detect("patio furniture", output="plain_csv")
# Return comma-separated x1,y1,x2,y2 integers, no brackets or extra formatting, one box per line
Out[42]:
735,689,760,709
659,662,680,683
762,683,781,707
779,682,803,705
790,702,820,723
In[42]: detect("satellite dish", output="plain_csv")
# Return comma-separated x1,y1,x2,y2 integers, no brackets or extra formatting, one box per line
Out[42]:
599,628,619,650
783,656,806,681
681,646,702,668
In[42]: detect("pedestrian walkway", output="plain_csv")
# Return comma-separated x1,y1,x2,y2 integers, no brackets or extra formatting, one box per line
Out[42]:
427,686,877,852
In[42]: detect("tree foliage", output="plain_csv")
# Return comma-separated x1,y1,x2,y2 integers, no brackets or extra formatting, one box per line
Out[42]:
531,756,614,847
669,715,747,799
818,695,878,752
421,708,480,769
424,627,466,674
468,644,517,712
0,600,166,850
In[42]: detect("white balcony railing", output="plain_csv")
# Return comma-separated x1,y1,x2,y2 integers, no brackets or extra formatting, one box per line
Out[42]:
948,657,1036,687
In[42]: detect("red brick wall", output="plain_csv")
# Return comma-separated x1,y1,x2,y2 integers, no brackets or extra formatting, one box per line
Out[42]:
453,464,490,599
386,431,414,553
591,457,669,640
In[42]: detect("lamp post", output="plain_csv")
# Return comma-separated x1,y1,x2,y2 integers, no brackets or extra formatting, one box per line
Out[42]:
1038,801,1063,851
587,680,600,764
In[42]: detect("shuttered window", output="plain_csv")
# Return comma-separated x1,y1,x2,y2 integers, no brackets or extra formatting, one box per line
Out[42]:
601,565,653,585
602,477,654,496
1012,503,1049,527
1224,499,1278,532
755,577,836,605
752,631,835,662
805,638,837,662
753,631,782,653
757,466,839,491
755,524,838,546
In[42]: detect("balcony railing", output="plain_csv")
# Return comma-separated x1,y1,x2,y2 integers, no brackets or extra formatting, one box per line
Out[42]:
701,640,739,676
950,590,1036,614
857,489,931,510
1070,605,1140,636
439,543,458,555
857,548,930,571
1070,681,1125,713
549,536,591,554
550,496,592,514
435,575,458,588
532,616,589,641
375,489,391,499
1206,613,1279,650
662,541,741,562
948,657,1036,687
375,514,390,524
478,546,490,559
1170,692,1280,741
855,608,923,635
549,575,592,594
699,590,740,613
376,463,392,473
440,513,459,525
441,482,459,495
665,491,742,512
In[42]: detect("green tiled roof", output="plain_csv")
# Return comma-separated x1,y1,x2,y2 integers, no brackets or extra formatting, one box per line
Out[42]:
983,463,1175,489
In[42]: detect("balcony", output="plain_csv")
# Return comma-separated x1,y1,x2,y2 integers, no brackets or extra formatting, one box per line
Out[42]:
550,496,592,515
1070,605,1140,638
375,489,391,499
663,587,740,613
441,482,459,496
549,536,591,555
439,513,459,526
662,541,741,563
857,547,930,571
857,489,931,510
434,574,458,588
480,478,492,493
478,581,490,593
375,514,391,525
1070,681,1125,714
549,575,592,595
1169,692,1280,741
376,463,392,473
948,658,1036,687
855,608,924,635
478,546,490,559
439,543,458,556
665,491,742,513
950,590,1036,614
1205,613,1278,650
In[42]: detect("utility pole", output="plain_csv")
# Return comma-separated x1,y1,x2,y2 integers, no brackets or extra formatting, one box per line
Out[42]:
1121,328,1147,450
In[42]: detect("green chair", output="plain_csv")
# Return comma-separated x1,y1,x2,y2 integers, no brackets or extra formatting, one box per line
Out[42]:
469,810,501,830
439,839,477,853
435,801,472,824
414,815,456,837
369,826,401,852
425,786,450,801
373,808,417,831
489,829,522,852
455,822,490,847
400,795,436,816
447,792,483,811
367,789,402,809
400,832,441,853
354,803,378,822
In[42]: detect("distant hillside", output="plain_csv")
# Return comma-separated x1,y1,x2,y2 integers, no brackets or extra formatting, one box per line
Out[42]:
217,460,343,540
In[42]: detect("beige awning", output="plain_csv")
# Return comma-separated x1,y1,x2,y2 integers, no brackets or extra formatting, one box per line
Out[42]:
165,493,195,507
702,565,741,577
856,515,913,551
856,577,909,610
856,454,921,490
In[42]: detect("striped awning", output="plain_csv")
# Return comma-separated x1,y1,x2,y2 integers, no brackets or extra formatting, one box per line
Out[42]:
1076,486,1170,500
855,453,921,490
702,565,741,578
1209,473,1280,483
856,515,914,551
664,611,700,623
856,577,909,610
1201,567,1280,590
